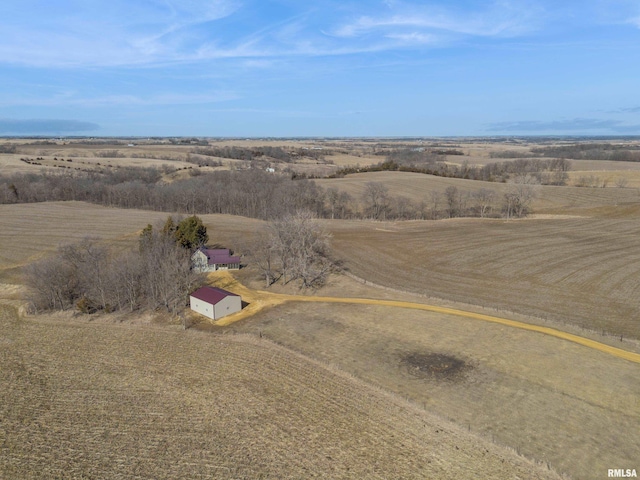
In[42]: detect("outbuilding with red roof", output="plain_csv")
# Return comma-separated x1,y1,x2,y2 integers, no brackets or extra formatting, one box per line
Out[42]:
189,286,241,320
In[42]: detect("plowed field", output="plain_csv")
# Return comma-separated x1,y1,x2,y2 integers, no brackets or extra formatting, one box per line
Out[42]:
328,214,640,339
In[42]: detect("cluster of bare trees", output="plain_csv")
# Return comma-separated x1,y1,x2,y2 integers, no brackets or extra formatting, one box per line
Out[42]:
25,234,203,315
191,145,330,163
532,143,640,162
1,164,534,222
470,158,570,185
350,182,534,220
0,169,325,220
334,156,570,186
246,211,334,288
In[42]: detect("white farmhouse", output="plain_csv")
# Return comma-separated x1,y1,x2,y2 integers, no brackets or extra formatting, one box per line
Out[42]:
189,286,242,320
191,247,241,273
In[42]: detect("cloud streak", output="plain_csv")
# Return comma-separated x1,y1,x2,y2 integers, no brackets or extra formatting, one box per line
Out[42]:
0,91,238,108
0,0,543,68
0,0,241,67
331,1,541,40
0,119,100,134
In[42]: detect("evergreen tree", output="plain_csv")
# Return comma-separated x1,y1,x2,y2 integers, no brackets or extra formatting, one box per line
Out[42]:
175,216,209,251
139,224,153,252
162,216,177,238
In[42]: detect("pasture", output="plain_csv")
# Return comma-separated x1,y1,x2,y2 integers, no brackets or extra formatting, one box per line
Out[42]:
227,299,640,480
316,170,640,215
0,305,561,479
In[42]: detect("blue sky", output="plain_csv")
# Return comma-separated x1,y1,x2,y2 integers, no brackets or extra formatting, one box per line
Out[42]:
1,0,640,136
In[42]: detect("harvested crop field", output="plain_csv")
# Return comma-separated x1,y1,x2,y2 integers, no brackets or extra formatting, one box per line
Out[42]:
327,213,640,340
0,201,262,282
0,305,561,479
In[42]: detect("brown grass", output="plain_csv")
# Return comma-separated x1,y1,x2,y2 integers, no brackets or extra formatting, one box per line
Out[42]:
0,304,561,479
227,299,640,480
316,170,640,215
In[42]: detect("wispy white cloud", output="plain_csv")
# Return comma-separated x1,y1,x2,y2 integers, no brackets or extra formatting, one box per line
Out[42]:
384,32,437,44
0,91,239,108
331,1,541,42
0,0,242,67
0,118,100,134
0,0,545,68
627,16,640,28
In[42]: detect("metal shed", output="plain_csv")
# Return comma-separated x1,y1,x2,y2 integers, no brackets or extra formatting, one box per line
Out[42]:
189,286,241,320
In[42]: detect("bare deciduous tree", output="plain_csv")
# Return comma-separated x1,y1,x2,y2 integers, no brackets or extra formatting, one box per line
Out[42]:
362,182,390,220
25,233,203,315
503,183,536,219
472,188,495,218
445,186,460,218
24,257,78,311
248,210,334,288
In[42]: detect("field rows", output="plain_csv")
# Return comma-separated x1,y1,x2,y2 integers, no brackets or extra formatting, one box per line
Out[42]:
0,305,560,479
328,214,640,338
0,202,262,281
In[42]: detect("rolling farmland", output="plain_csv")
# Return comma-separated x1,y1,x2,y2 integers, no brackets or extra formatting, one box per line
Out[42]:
0,305,561,479
228,300,640,480
328,215,640,339
2,139,640,479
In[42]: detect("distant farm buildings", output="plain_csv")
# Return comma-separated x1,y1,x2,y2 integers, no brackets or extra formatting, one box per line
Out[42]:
191,247,240,273
189,286,242,320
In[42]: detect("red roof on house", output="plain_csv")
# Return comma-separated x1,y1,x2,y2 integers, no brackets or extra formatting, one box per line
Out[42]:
190,286,239,305
200,248,241,266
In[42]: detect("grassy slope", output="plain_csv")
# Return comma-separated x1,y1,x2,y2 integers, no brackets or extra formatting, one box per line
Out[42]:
0,201,262,283
315,170,640,213
228,300,640,480
0,305,560,479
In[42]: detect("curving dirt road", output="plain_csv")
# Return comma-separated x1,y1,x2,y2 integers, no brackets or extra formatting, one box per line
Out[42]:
212,272,640,365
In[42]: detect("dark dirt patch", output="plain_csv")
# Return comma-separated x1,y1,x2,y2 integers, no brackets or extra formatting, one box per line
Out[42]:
400,352,471,381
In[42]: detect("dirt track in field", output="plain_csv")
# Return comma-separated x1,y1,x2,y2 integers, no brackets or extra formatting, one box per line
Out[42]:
211,272,640,365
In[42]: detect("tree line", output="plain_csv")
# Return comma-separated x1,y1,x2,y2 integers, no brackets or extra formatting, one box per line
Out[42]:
25,216,208,314
490,143,640,162
0,165,534,220
0,168,325,219
190,145,330,163
531,143,640,162
331,156,570,186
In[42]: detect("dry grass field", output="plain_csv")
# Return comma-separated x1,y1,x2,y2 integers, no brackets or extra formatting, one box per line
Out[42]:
0,138,355,176
0,304,562,479
227,299,640,480
316,170,640,214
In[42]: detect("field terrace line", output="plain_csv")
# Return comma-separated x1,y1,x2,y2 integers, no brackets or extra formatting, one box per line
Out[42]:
210,272,640,365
